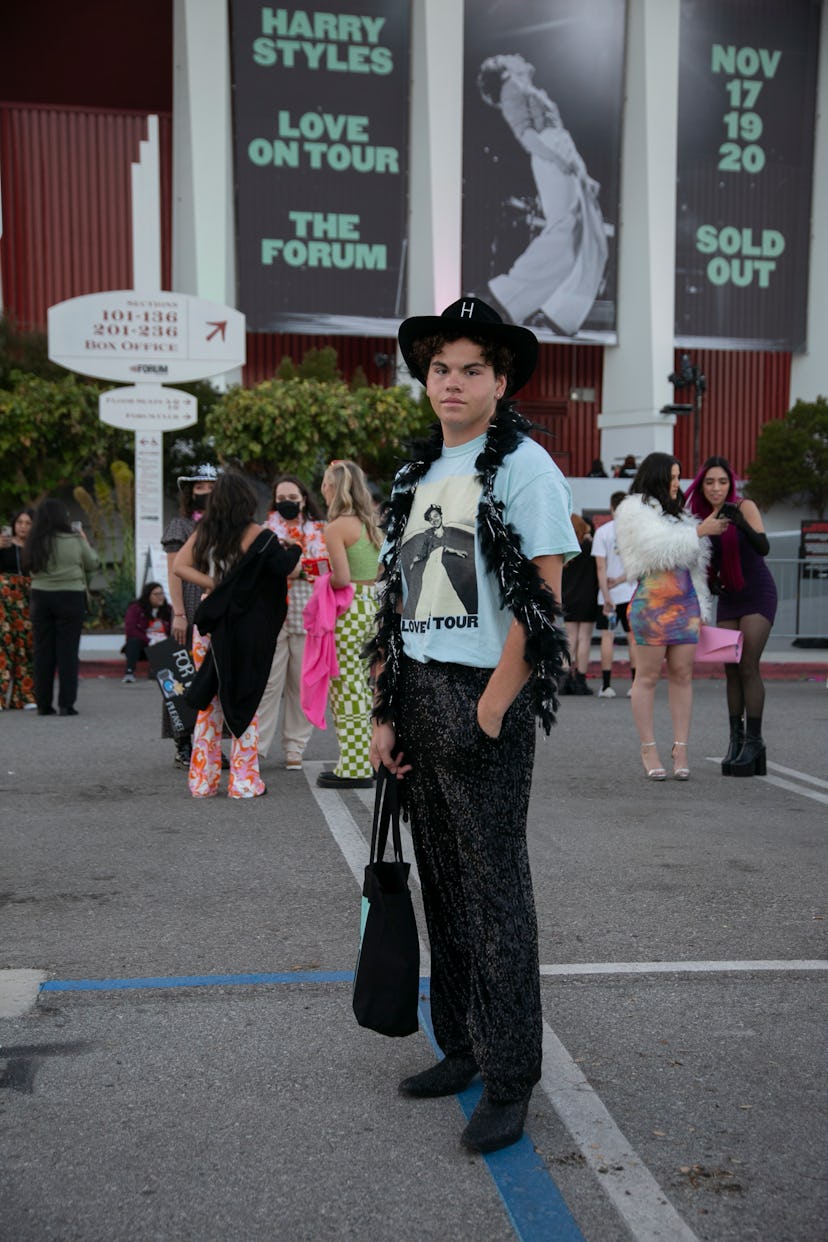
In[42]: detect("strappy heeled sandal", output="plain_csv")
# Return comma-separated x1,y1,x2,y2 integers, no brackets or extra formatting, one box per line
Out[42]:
671,741,690,781
641,742,666,781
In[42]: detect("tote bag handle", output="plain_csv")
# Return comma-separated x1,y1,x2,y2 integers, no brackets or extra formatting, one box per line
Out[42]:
369,764,404,866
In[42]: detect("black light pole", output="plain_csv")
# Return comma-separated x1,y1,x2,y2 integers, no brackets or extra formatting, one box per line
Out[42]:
667,354,707,475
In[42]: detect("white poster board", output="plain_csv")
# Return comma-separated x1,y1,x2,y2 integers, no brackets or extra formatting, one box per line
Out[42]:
48,290,245,383
99,385,198,431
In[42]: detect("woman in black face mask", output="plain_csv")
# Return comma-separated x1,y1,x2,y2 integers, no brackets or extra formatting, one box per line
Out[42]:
258,475,328,770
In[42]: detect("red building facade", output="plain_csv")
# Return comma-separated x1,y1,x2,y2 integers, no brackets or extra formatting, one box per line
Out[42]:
0,3,794,478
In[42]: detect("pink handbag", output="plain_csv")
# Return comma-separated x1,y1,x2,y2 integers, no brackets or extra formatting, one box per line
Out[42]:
695,625,743,663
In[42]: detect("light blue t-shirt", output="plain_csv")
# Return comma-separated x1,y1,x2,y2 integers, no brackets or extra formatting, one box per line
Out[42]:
387,432,579,669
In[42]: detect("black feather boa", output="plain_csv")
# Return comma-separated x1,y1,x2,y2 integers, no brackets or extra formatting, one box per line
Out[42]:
364,405,568,734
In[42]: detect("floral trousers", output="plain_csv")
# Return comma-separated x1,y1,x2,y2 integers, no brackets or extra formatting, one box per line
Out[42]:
188,627,265,799
0,574,35,709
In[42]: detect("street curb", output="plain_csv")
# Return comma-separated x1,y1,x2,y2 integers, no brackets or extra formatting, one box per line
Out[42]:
79,659,828,683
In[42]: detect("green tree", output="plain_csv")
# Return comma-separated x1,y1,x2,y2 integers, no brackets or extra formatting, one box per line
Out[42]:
0,315,65,387
274,346,341,383
0,371,132,515
349,384,431,483
74,461,136,627
205,377,429,491
746,397,828,518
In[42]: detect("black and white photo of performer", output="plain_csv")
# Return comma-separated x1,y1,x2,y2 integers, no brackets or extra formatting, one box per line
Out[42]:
478,54,608,336
401,500,477,619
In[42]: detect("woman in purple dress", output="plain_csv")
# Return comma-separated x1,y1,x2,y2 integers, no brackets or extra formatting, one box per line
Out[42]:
686,456,776,777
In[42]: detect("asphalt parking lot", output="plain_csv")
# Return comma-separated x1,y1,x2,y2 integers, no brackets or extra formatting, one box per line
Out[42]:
1,667,826,1241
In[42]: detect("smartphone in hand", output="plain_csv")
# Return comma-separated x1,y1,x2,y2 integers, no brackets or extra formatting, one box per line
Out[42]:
718,502,739,520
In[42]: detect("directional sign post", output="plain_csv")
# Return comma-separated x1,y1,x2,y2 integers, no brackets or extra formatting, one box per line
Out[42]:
48,291,245,593
98,386,199,589
47,117,246,594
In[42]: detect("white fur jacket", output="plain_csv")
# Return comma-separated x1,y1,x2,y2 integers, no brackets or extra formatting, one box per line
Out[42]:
614,495,713,622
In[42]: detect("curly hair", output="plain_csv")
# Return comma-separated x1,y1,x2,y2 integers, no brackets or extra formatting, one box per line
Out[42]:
409,333,515,391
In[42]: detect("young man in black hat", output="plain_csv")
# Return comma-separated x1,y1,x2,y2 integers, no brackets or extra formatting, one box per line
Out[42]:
367,297,579,1154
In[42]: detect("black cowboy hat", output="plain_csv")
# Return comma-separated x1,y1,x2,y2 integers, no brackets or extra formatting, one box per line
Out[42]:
398,297,538,396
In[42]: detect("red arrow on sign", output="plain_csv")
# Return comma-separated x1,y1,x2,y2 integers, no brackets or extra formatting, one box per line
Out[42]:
206,320,227,342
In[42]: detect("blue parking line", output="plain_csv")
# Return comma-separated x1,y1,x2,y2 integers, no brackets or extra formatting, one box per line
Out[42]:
41,970,354,992
40,969,584,1241
417,996,585,1242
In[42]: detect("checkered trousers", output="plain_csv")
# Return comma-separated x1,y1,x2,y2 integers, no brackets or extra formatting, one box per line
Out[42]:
329,583,377,779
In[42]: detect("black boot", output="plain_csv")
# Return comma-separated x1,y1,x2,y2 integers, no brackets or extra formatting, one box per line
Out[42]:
730,717,766,777
573,671,594,696
399,1054,478,1098
461,1088,532,1154
559,673,575,695
721,714,745,775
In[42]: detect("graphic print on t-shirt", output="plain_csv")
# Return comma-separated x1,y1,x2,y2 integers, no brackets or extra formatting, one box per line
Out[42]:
400,476,479,631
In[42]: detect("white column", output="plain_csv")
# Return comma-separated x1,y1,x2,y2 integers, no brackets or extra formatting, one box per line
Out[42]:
790,3,828,403
400,0,464,384
173,0,239,387
131,117,163,592
131,116,162,292
598,0,681,469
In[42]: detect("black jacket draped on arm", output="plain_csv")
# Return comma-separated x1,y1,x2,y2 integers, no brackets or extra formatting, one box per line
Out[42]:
186,530,301,737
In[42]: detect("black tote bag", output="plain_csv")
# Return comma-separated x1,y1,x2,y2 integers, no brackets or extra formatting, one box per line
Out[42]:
352,765,420,1037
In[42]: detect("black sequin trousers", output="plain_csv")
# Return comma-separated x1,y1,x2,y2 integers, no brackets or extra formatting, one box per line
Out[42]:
397,657,542,1102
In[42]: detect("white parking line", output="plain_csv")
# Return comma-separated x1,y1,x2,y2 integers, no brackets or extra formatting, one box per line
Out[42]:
541,1022,699,1242
310,763,702,1241
306,761,430,969
539,959,828,976
705,757,828,806
767,762,828,790
762,776,828,806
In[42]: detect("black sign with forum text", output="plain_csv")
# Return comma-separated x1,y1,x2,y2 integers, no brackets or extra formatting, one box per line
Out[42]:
675,0,820,350
230,1,410,335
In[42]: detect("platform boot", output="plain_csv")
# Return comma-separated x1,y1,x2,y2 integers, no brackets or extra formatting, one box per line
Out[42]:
729,716,767,777
721,714,745,776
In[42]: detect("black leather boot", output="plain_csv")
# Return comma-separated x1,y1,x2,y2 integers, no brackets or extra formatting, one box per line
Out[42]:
721,714,745,775
730,717,766,777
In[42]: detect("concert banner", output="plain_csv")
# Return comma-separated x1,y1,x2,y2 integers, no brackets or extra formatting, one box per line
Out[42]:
461,0,626,345
675,0,820,350
230,1,410,335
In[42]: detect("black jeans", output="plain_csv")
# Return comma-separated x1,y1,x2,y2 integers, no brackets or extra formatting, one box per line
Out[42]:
397,657,542,1102
124,636,148,673
30,589,86,711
